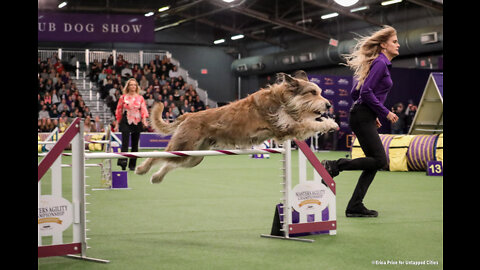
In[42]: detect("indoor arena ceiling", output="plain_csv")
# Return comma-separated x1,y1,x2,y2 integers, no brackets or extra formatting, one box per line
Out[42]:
38,0,443,47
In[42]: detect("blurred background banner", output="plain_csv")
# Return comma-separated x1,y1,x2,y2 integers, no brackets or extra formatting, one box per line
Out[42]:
309,74,353,150
38,12,154,43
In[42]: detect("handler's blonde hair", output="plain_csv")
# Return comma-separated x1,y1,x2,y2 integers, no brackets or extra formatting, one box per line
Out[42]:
342,25,397,90
122,78,141,95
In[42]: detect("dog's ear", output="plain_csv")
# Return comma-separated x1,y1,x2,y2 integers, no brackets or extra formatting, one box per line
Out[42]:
276,72,298,86
292,70,309,81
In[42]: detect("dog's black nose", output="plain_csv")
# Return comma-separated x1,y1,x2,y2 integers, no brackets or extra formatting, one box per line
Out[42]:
326,103,331,109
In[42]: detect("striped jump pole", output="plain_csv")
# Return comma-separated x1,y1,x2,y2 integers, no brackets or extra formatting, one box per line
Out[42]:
84,148,284,159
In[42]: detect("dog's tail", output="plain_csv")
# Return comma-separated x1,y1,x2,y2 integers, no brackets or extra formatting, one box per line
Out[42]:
150,102,186,135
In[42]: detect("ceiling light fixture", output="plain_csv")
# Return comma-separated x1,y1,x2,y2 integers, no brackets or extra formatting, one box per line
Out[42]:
158,6,170,12
231,34,244,40
144,11,154,17
350,6,369,12
333,0,359,7
58,2,67,8
381,0,403,6
214,39,225,44
321,13,339,20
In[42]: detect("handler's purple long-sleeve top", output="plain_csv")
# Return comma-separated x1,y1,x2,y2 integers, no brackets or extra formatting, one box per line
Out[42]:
351,52,393,118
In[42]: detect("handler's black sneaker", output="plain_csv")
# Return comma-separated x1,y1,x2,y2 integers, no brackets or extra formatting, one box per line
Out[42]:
321,160,339,177
346,205,378,217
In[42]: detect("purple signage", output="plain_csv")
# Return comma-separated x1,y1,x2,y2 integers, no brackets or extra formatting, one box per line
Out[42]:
114,133,171,149
309,75,353,151
38,12,154,43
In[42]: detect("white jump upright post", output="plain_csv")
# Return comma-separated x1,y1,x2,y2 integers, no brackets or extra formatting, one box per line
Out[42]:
261,139,337,242
38,118,109,263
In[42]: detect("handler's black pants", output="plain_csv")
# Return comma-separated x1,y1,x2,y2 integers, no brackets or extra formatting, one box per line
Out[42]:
117,112,142,170
337,103,387,210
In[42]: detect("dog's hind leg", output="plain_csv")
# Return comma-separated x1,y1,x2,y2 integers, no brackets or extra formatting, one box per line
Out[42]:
135,156,161,175
150,161,177,184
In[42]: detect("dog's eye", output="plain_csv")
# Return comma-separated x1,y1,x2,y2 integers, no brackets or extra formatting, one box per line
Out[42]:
310,90,317,95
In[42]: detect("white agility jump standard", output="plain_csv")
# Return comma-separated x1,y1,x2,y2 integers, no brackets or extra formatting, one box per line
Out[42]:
38,118,336,263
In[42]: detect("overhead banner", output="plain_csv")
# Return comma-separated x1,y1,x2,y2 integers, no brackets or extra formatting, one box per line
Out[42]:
38,12,154,43
309,75,353,151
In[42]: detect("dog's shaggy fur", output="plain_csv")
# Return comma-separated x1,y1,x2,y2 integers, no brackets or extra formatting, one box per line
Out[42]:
135,71,339,184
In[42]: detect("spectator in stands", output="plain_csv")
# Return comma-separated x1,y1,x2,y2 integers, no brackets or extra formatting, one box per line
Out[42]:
105,65,113,75
404,101,417,133
51,89,61,106
194,95,205,111
158,65,168,78
98,69,107,84
139,75,149,91
44,118,55,132
121,63,133,79
146,94,155,109
89,60,101,82
153,55,162,69
143,65,152,82
40,68,49,81
107,54,114,66
43,91,52,107
57,97,69,113
162,56,174,73
152,78,161,93
114,78,149,171
54,61,65,74
39,105,50,119
49,106,60,119
58,116,69,132
169,103,180,119
177,76,185,88
115,54,127,74
180,99,190,115
94,115,105,132
83,106,93,119
169,65,180,78
391,102,405,134
84,115,94,132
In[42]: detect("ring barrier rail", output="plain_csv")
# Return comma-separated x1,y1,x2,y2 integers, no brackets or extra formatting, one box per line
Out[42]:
38,118,336,263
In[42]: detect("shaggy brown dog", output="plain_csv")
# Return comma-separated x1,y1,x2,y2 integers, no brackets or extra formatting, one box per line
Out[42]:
135,70,339,184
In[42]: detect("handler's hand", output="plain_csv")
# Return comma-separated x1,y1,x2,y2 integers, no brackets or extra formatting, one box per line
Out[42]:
375,118,382,128
387,112,399,123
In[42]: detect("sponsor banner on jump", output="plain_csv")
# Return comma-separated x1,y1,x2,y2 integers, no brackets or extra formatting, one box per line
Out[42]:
309,75,353,150
38,12,154,43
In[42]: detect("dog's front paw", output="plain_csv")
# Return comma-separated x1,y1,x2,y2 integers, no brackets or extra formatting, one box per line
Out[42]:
320,117,339,133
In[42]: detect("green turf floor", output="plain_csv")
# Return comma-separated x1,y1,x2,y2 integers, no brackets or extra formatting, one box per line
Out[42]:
38,150,443,269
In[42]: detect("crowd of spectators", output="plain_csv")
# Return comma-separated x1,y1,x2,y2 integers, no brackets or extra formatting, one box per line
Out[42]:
38,52,208,134
89,54,208,132
38,52,98,133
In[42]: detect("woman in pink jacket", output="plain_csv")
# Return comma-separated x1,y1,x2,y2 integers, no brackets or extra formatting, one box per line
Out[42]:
115,78,149,171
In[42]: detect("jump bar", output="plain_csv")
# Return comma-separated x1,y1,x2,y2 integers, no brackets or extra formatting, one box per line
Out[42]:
84,148,285,159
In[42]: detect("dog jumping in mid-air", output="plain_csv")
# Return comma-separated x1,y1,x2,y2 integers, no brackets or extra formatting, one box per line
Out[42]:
135,70,339,184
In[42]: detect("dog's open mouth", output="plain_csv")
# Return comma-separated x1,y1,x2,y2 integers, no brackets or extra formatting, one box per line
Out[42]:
315,112,329,122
